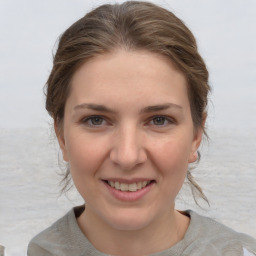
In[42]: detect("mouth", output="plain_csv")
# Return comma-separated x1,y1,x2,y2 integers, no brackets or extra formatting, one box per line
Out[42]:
103,180,155,192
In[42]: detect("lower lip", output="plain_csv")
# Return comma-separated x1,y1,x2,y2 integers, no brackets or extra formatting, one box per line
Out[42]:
103,181,154,201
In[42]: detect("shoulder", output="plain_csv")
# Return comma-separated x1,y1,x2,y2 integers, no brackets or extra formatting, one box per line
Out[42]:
185,210,256,256
27,206,88,256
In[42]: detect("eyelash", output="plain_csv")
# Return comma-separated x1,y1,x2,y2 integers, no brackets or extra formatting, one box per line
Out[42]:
81,115,175,127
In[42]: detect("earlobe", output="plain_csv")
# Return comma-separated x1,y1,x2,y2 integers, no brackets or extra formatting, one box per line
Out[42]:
188,151,198,163
189,113,206,163
54,121,69,162
189,127,203,163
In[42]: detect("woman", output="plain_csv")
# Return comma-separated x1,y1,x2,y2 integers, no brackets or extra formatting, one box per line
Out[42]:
28,1,256,255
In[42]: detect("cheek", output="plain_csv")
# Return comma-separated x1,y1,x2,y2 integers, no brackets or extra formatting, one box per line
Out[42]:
66,133,107,178
151,138,190,198
150,136,191,176
65,134,109,203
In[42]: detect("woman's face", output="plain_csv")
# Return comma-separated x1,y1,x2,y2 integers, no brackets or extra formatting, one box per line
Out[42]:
58,50,203,231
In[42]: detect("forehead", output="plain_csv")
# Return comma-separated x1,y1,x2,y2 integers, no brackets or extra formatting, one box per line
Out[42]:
68,50,190,111
73,49,185,83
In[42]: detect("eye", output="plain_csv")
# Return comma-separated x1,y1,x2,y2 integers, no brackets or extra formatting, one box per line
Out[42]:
82,116,107,126
149,116,174,126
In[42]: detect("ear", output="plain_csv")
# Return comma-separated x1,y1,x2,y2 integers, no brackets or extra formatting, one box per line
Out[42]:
188,112,206,163
54,121,69,162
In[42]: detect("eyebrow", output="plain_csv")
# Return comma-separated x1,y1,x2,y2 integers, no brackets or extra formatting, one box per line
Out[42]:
73,103,182,114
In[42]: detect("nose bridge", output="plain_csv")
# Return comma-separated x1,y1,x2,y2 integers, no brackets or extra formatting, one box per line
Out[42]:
110,122,147,170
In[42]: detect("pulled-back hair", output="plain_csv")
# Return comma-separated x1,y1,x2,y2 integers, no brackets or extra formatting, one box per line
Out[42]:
45,1,210,203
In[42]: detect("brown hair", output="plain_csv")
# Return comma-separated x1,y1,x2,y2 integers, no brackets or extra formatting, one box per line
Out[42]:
46,1,210,204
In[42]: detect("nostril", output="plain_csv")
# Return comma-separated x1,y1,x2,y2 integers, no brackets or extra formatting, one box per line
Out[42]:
109,144,147,170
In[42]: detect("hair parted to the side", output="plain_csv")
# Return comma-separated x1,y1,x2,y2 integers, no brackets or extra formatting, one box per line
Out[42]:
45,1,211,204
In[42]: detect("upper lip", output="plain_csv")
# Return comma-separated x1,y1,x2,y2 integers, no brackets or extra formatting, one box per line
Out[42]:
102,178,155,184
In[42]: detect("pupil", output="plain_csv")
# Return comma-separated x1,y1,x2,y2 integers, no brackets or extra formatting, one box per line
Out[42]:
92,117,102,125
154,117,164,125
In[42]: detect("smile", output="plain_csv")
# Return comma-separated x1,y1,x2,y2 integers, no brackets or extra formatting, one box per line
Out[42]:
107,180,151,192
103,179,155,201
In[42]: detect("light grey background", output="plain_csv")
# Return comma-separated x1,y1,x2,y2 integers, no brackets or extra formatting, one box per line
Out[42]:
0,0,256,130
0,1,255,256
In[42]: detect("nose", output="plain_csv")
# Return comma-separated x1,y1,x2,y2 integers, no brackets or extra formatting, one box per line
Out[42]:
110,124,147,170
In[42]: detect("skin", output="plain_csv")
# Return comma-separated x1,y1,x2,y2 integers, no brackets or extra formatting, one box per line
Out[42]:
56,49,204,255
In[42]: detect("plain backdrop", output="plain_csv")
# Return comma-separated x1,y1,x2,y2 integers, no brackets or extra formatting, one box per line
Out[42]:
0,0,256,130
0,1,256,255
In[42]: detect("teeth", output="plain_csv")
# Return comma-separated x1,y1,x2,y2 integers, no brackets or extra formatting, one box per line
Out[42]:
120,183,128,191
114,181,120,190
129,183,137,192
107,180,151,192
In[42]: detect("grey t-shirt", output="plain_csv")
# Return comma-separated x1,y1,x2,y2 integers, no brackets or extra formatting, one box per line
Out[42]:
27,205,256,256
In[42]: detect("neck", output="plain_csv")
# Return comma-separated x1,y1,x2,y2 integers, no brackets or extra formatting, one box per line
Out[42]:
77,206,190,256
